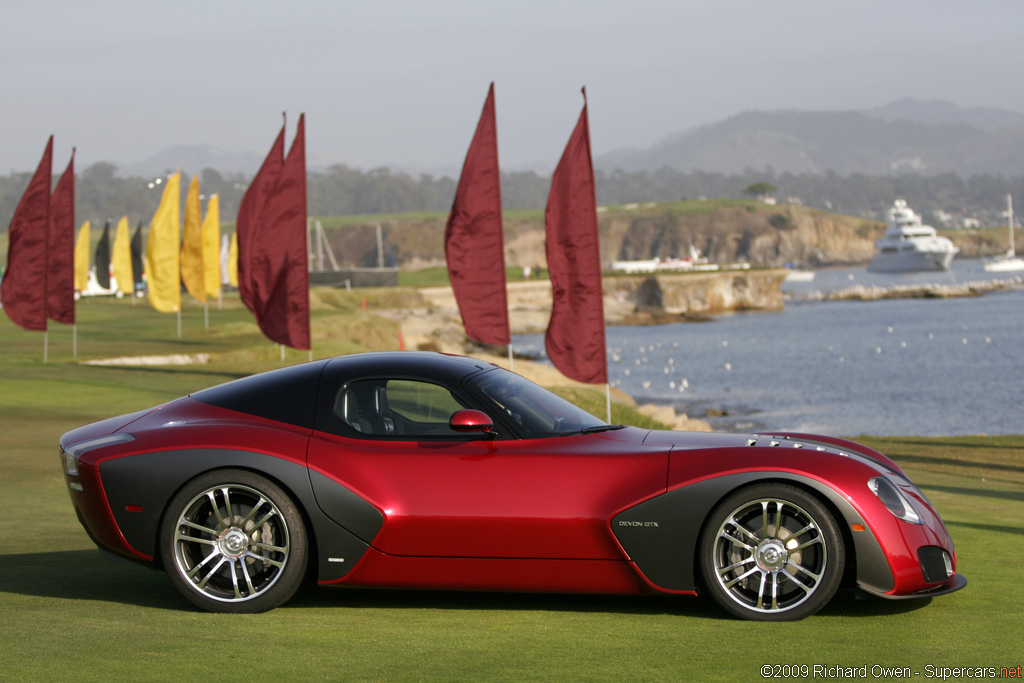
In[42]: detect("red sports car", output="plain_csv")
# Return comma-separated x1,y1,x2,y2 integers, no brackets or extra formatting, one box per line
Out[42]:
59,351,965,620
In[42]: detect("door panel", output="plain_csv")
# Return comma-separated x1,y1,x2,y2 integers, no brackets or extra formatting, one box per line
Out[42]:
307,431,667,560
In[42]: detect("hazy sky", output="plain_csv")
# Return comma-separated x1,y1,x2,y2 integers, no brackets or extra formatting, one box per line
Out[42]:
3,0,1023,176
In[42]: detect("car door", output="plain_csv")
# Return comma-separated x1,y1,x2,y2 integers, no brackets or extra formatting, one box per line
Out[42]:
307,376,668,560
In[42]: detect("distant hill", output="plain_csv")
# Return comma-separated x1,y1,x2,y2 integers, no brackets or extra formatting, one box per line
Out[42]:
119,144,342,179
595,99,1024,177
119,144,265,178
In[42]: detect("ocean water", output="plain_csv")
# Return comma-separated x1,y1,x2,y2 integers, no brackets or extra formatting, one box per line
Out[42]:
513,260,1024,437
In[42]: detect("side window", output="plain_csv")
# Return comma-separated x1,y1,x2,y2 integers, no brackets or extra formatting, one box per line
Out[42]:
333,378,469,439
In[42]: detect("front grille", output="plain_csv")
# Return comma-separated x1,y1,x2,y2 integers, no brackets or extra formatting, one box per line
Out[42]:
918,546,952,583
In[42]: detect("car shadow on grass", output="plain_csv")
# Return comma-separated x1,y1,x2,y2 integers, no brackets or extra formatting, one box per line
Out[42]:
814,589,932,618
287,583,726,619
0,550,938,620
286,584,931,621
0,549,182,610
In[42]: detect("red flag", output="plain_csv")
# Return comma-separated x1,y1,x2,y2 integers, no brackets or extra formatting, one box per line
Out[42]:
2,137,53,331
48,150,75,324
237,123,285,313
250,114,310,350
445,83,510,346
544,89,607,384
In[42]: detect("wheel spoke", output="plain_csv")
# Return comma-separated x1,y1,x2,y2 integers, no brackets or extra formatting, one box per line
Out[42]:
179,519,218,537
251,541,288,555
755,571,768,609
195,556,228,589
239,498,268,528
222,487,233,524
228,558,242,599
720,529,755,552
718,556,755,576
728,518,761,544
788,522,815,541
791,536,822,552
786,562,822,583
185,548,222,581
205,490,229,529
246,550,286,569
781,567,815,593
176,532,216,547
239,559,258,597
251,509,279,531
723,566,760,589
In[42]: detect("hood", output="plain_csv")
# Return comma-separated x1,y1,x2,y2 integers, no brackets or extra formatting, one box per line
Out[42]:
642,429,901,473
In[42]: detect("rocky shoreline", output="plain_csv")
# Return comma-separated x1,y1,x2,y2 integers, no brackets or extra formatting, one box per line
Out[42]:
789,275,1024,302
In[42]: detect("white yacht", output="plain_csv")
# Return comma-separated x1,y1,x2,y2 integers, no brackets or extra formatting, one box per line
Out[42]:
867,199,959,272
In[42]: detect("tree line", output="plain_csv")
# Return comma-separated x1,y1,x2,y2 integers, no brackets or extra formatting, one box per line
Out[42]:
3,162,1023,232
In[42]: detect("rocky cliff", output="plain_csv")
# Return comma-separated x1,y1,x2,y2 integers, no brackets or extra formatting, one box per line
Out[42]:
416,269,787,337
326,201,883,271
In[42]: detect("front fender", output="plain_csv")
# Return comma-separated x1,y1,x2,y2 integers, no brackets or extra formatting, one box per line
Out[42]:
610,472,893,595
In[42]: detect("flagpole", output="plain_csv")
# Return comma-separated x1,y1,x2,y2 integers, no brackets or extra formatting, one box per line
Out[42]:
606,383,611,424
508,345,513,371
204,302,209,329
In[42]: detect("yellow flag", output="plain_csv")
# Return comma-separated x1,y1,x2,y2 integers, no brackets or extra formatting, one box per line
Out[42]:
228,231,239,287
146,171,181,313
74,221,91,291
202,194,221,299
180,175,205,303
111,216,134,296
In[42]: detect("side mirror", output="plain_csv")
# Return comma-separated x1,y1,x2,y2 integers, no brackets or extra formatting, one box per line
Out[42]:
449,409,494,434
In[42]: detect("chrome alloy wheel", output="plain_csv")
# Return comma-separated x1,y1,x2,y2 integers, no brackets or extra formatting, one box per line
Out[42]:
172,484,291,604
711,497,828,615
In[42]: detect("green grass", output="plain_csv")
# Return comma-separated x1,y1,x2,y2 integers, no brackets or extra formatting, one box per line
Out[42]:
1,297,1021,679
397,266,542,288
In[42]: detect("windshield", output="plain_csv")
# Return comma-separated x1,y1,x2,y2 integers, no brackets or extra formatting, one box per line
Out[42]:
469,368,607,438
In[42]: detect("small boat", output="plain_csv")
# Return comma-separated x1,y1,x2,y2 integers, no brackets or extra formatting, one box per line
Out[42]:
983,194,1024,273
782,262,814,282
868,199,958,272
783,269,815,282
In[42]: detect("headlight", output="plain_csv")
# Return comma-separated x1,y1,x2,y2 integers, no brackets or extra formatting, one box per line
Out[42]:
61,434,136,476
868,476,922,524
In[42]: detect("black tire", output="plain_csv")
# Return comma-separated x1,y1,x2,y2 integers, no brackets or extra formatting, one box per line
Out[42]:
699,483,844,621
159,469,308,613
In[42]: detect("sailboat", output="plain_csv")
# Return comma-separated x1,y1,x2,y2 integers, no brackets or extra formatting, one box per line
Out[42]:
983,194,1024,272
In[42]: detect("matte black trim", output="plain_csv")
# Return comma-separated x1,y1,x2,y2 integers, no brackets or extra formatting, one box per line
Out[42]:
918,546,951,584
191,360,329,429
611,472,894,594
309,470,384,543
860,573,966,600
98,448,371,582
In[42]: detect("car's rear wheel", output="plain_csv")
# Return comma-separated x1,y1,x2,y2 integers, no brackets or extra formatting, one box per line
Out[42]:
699,483,844,621
159,469,308,613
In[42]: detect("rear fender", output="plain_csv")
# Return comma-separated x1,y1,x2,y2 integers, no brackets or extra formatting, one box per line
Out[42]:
97,449,381,582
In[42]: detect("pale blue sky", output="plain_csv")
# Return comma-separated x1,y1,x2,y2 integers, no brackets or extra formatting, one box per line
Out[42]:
2,0,1022,175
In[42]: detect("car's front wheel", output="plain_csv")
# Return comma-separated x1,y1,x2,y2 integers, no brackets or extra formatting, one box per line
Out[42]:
159,469,308,613
699,483,844,621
